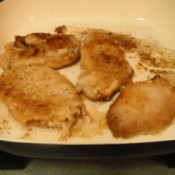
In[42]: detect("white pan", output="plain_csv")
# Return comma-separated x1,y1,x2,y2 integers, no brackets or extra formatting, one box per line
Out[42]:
0,0,175,158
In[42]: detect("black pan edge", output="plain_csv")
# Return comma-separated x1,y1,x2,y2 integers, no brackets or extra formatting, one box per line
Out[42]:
0,140,175,159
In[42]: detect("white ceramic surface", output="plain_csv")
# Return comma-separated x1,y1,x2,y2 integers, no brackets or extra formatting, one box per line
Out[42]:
0,0,175,144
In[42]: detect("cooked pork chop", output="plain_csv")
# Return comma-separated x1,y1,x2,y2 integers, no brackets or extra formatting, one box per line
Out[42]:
0,66,90,137
107,81,175,138
77,29,133,101
0,26,80,70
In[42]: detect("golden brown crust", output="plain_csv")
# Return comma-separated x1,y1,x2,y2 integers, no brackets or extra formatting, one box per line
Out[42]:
0,27,80,70
77,29,133,101
107,81,175,138
0,66,90,137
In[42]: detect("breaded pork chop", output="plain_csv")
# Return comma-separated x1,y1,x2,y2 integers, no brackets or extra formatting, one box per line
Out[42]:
107,81,175,138
0,26,80,70
77,29,133,101
0,66,90,137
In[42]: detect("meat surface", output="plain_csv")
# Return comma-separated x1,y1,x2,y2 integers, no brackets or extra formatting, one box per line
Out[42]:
0,66,90,137
77,29,133,101
107,81,175,138
0,26,80,70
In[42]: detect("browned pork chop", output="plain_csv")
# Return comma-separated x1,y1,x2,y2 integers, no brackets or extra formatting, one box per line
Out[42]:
107,81,175,138
0,66,91,137
0,26,80,70
77,29,133,101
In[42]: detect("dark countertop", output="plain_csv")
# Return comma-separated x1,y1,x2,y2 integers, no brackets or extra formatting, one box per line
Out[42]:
0,152,175,175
